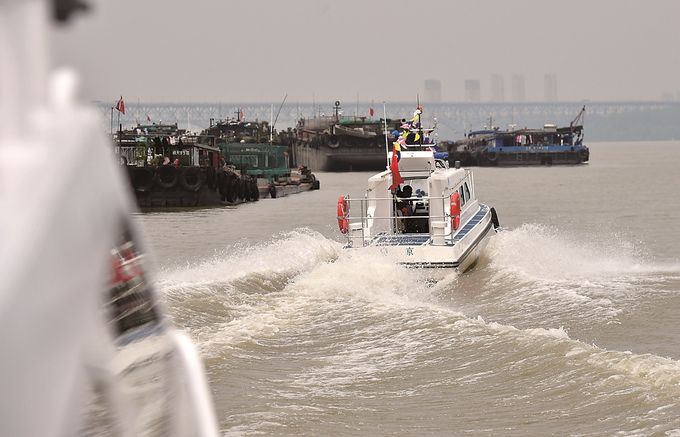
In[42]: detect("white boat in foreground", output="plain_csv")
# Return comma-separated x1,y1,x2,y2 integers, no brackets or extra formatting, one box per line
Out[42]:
336,109,499,274
0,2,218,436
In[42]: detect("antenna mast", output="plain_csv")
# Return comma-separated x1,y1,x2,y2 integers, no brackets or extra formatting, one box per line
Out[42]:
272,94,288,142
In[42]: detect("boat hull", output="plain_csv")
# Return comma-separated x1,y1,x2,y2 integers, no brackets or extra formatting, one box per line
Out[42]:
292,143,388,172
124,165,261,208
347,204,496,274
449,147,589,167
257,178,317,199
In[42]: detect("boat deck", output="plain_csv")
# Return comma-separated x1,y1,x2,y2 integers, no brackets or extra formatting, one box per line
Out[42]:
370,204,489,247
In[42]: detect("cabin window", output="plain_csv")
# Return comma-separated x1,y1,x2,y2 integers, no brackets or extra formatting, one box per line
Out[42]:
458,183,470,205
232,155,259,167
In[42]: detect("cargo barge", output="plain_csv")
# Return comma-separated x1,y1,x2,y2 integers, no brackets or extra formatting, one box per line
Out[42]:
201,114,319,197
115,123,259,207
447,106,589,166
291,101,401,172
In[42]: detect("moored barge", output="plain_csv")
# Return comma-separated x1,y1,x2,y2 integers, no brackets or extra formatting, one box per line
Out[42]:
447,106,589,166
292,101,401,172
201,113,320,198
115,123,260,207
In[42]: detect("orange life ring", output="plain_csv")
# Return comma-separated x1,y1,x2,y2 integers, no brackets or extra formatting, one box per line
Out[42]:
337,196,349,234
450,192,461,231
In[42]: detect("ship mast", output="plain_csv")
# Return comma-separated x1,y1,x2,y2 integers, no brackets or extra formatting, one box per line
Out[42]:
417,94,423,147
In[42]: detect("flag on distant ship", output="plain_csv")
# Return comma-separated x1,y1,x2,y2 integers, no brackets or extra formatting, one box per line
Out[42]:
115,96,125,115
392,138,405,161
146,115,150,122
408,111,421,128
370,108,374,117
239,109,244,120
388,145,403,190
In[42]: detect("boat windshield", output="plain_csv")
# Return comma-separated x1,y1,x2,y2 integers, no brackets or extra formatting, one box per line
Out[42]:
403,179,428,198
396,179,430,233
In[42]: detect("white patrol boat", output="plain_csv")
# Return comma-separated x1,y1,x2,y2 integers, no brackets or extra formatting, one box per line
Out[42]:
336,107,500,273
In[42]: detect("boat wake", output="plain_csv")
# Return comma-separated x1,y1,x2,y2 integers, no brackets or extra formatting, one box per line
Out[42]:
153,227,680,434
487,222,675,280
444,223,679,327
156,224,679,343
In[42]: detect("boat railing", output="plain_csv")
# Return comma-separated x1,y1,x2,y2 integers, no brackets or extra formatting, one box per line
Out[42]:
113,145,139,165
342,194,454,245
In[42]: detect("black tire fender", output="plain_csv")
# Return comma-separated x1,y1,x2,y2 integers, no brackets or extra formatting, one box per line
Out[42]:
179,166,204,192
155,165,179,189
132,167,155,192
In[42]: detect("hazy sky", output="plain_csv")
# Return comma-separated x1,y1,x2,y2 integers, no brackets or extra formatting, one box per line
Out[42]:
52,0,680,105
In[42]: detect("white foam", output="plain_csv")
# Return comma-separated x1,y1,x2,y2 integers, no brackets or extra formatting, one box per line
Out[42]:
158,229,341,296
152,225,680,407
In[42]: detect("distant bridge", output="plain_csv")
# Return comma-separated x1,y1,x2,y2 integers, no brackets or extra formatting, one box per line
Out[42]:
94,101,680,139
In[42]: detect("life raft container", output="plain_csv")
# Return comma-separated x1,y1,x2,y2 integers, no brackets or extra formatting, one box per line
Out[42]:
450,192,461,231
337,196,349,234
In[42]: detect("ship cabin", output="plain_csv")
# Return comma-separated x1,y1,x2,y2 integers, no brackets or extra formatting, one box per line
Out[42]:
113,123,220,169
344,151,478,246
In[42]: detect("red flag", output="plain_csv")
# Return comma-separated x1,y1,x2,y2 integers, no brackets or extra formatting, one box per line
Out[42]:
115,96,125,115
239,109,244,120
370,108,374,117
388,146,403,190
147,115,151,122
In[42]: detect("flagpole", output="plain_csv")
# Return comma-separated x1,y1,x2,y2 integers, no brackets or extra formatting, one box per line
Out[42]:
383,102,389,169
417,94,422,147
117,109,121,157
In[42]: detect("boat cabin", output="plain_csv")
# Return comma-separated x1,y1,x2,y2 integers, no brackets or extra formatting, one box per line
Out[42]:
343,151,478,247
113,125,220,169
220,143,291,179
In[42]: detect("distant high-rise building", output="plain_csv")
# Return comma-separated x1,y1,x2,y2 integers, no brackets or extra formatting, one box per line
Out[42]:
424,80,441,103
511,74,525,102
545,74,557,102
464,80,480,102
491,74,504,102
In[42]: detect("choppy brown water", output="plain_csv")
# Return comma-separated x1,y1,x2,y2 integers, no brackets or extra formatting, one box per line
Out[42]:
135,141,680,436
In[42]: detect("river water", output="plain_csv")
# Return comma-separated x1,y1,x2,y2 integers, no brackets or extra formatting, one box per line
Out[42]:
135,141,680,436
